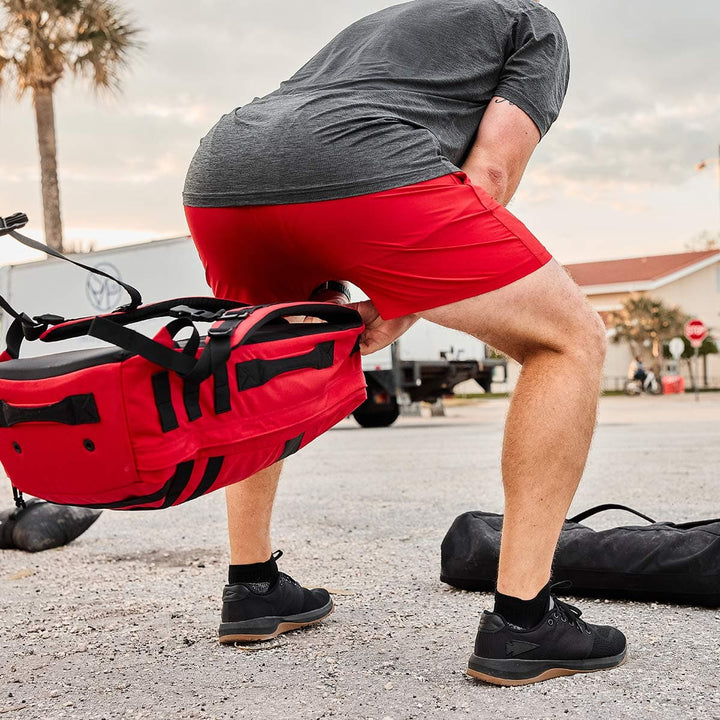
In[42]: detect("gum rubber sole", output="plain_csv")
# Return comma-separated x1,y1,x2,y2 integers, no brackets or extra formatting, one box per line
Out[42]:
219,602,334,644
467,649,627,686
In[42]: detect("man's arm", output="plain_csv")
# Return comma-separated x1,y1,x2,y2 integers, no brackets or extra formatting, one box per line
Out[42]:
348,97,542,353
461,97,541,206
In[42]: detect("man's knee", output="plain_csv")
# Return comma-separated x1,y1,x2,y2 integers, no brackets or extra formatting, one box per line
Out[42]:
563,306,607,371
518,304,606,371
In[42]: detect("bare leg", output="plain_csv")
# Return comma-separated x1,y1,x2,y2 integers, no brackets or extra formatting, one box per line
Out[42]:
225,461,282,565
419,260,606,599
221,457,333,644
224,284,348,567
495,341,601,597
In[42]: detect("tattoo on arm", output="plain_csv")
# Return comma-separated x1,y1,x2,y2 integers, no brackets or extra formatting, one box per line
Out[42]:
494,98,515,107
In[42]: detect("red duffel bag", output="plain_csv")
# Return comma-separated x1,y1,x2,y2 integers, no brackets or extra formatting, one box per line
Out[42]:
0,213,366,510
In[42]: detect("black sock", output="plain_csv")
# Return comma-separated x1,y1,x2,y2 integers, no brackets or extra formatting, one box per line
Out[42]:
228,554,279,585
493,583,551,629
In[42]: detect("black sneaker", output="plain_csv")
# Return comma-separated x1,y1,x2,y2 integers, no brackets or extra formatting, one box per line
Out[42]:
219,571,333,644
468,594,627,686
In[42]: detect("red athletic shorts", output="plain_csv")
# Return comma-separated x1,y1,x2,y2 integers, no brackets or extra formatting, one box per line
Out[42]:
184,171,552,320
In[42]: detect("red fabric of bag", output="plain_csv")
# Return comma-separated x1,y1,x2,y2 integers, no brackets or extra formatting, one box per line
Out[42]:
0,302,366,509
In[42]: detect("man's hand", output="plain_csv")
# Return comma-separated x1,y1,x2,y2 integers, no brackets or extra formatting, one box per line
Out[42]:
346,299,418,355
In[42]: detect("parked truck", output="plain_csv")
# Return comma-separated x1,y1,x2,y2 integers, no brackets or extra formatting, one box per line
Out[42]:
0,235,506,426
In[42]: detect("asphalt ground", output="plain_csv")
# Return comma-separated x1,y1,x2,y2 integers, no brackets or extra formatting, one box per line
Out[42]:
1,393,719,720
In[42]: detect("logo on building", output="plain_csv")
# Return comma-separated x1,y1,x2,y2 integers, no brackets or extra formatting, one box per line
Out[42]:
86,263,123,312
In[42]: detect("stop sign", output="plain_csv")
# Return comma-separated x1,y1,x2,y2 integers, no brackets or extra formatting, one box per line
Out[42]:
684,319,708,348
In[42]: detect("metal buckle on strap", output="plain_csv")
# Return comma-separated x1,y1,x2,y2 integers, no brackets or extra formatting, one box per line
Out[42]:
168,305,227,322
208,310,251,338
19,314,47,341
220,308,252,320
34,313,65,326
0,213,29,237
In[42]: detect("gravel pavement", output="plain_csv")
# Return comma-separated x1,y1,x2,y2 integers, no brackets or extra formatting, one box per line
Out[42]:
1,393,719,719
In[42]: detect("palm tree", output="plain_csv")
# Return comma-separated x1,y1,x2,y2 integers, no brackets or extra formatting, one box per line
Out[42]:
607,295,687,373
0,0,141,252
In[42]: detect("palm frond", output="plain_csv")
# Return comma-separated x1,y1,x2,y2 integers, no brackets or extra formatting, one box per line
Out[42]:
72,0,143,92
0,0,142,94
607,295,688,358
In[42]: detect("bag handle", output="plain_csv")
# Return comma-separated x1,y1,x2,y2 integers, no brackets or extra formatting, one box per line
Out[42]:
0,394,100,427
181,302,361,387
87,317,198,376
233,302,363,347
86,308,253,381
568,503,657,525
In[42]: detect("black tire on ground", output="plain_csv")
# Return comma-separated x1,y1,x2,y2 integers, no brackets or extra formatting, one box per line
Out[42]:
352,395,400,427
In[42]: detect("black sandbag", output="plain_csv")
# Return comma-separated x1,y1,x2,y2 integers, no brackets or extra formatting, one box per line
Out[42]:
0,499,101,552
440,504,720,607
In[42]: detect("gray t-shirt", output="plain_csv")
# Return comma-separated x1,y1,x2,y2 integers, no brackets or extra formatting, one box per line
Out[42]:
183,0,569,207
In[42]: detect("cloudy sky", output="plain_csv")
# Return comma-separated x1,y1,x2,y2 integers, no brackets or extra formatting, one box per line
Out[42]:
1,0,719,267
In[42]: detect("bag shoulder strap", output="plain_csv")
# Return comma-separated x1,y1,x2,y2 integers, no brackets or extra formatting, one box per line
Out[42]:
1,212,142,311
568,503,657,525
39,297,244,345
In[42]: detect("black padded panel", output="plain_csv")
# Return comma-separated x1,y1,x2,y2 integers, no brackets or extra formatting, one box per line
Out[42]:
0,347,129,380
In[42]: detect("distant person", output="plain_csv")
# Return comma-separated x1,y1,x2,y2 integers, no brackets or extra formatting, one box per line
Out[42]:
183,0,626,685
629,356,647,385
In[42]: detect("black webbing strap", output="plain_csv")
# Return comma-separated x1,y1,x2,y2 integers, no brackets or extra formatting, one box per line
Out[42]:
0,295,25,325
279,433,305,461
151,372,179,433
0,216,32,329
0,212,142,311
81,461,195,510
0,300,51,359
12,485,26,510
0,394,100,427
183,381,202,422
235,341,334,391
39,297,243,345
213,354,231,414
163,317,201,359
186,456,225,502
568,504,657,525
151,319,202,427
88,317,197,376
186,312,251,413
4,318,26,360
2,313,65,360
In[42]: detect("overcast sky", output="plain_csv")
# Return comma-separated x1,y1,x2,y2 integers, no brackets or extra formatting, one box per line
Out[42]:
1,0,719,267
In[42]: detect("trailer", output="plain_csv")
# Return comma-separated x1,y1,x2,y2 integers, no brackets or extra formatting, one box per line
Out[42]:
353,304,506,427
0,235,506,426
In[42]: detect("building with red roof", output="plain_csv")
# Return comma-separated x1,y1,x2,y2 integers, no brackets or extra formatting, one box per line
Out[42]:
565,249,720,389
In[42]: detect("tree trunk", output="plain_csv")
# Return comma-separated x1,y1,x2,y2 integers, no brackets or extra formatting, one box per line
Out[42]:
33,86,64,252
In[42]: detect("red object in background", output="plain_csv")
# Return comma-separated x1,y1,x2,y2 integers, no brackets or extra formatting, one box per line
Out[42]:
662,375,686,394
684,319,708,348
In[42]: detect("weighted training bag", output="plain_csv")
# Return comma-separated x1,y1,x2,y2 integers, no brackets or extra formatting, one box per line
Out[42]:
0,213,366,510
441,505,720,607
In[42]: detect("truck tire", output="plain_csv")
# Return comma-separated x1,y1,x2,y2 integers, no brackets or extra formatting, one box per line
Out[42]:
352,394,400,428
